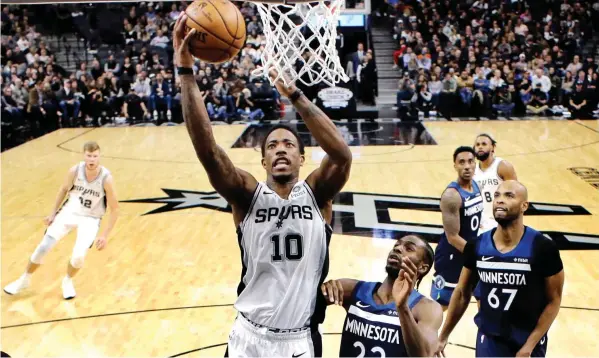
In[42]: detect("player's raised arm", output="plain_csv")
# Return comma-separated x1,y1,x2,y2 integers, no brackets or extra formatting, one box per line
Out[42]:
174,15,257,210
270,73,352,208
440,188,467,252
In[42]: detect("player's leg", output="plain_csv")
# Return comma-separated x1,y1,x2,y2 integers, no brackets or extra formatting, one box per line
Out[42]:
3,213,71,295
62,216,100,299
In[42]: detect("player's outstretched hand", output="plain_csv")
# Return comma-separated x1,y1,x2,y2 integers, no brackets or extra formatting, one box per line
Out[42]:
392,257,418,308
516,346,533,357
44,213,56,226
321,280,344,306
95,236,107,250
434,338,448,357
173,14,196,68
268,69,297,98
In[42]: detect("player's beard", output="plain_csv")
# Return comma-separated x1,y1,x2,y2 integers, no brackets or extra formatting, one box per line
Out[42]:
495,209,520,227
272,173,293,184
476,151,491,161
385,265,400,279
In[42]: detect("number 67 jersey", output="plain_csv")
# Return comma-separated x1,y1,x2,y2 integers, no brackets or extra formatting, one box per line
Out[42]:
463,226,563,347
234,181,332,330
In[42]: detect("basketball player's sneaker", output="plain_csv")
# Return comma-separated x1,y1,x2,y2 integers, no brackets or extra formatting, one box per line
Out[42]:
3,275,30,295
62,277,76,300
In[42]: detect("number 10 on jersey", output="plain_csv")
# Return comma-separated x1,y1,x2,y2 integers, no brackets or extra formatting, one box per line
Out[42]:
271,234,304,262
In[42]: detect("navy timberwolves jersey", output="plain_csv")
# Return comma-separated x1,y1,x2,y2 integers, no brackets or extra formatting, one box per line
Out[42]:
464,226,563,346
433,181,483,285
340,281,424,357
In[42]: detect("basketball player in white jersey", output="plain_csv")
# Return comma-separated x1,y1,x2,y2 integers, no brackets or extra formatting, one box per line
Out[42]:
4,141,119,299
473,134,517,234
174,15,352,358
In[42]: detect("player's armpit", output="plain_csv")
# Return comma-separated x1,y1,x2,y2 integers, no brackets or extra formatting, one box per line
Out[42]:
306,155,351,208
498,160,517,180
440,188,466,252
203,148,258,209
295,97,352,206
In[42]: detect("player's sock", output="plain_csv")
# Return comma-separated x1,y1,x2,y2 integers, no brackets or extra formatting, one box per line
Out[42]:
62,276,76,299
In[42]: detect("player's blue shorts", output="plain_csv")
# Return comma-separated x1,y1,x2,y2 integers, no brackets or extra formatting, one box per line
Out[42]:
476,330,548,357
430,275,455,306
431,275,481,306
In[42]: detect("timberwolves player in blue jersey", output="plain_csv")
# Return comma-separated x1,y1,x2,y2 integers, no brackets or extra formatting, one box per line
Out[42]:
321,235,443,357
436,181,564,357
432,146,483,309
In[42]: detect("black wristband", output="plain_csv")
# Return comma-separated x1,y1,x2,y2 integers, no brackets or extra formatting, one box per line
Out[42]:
289,89,304,102
177,67,194,75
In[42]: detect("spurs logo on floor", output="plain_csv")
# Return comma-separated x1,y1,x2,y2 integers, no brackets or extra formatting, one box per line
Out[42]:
122,189,599,250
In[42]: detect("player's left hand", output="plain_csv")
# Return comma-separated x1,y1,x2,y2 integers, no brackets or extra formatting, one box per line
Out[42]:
95,236,107,250
268,69,298,98
392,257,418,308
516,346,533,357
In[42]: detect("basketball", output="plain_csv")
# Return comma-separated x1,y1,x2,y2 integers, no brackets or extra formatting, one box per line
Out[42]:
184,0,246,64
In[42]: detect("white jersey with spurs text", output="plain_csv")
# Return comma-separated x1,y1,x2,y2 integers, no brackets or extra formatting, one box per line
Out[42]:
234,181,331,329
474,156,503,233
61,162,110,218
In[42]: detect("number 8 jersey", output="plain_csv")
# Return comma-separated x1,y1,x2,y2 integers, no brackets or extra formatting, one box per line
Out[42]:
62,162,110,218
474,157,504,233
234,181,332,329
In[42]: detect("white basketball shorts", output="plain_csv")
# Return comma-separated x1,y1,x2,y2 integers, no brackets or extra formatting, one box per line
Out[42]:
46,210,100,249
225,313,322,358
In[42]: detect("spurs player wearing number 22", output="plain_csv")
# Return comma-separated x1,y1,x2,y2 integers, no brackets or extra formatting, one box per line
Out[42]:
473,133,517,234
436,181,564,357
4,141,119,300
321,235,443,358
173,14,352,358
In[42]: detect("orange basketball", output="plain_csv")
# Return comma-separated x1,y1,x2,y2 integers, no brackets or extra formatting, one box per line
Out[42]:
184,0,246,64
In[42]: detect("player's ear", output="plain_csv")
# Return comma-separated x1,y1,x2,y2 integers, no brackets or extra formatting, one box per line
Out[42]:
521,200,529,213
418,262,429,277
300,154,305,167
261,157,266,170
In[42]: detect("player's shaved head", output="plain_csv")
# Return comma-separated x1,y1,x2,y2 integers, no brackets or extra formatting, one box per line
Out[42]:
493,180,529,226
502,180,528,201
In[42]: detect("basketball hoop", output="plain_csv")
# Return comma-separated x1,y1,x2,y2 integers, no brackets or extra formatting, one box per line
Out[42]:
247,0,349,87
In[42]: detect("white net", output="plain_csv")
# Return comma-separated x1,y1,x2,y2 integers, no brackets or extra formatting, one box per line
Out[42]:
251,0,350,87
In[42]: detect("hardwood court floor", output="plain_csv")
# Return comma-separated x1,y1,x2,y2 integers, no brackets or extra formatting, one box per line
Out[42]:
2,120,599,357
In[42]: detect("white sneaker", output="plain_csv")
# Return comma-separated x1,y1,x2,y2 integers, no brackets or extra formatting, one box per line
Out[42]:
167,109,172,121
4,276,30,295
62,277,76,300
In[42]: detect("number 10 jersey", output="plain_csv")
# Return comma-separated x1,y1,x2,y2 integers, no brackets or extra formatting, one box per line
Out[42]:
234,181,332,330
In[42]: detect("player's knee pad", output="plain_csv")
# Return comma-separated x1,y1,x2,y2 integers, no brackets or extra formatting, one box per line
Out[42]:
30,234,58,264
70,256,85,269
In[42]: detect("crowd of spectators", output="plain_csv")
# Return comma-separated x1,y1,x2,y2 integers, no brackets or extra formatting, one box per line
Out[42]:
1,2,282,151
382,0,599,119
2,0,599,151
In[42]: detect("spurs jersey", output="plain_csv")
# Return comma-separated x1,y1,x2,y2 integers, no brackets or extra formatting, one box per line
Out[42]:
234,181,332,329
62,162,110,218
474,157,504,233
